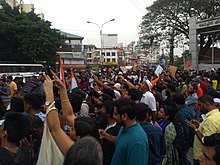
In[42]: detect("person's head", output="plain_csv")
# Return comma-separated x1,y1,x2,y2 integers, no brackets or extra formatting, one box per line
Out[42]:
189,84,198,95
126,88,142,102
70,117,99,141
140,79,152,93
27,114,44,140
64,136,103,165
135,103,152,122
68,93,83,114
7,75,13,82
100,100,114,119
113,98,136,125
173,92,186,107
199,133,220,165
0,112,31,145
165,83,176,96
158,105,175,121
10,97,25,112
24,93,44,113
198,95,216,114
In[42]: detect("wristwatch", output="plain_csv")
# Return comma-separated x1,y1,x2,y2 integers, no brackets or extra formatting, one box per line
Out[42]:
45,101,52,106
195,128,198,132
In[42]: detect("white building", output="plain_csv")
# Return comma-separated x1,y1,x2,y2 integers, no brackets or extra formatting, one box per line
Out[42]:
102,34,118,48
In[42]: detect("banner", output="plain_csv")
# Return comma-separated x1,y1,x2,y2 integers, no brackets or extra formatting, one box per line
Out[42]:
154,65,164,77
168,65,177,77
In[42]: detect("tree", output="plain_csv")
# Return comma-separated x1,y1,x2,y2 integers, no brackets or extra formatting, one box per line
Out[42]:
0,1,65,66
139,0,220,65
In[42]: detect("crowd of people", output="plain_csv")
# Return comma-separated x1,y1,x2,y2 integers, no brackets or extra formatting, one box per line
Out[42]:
0,66,220,165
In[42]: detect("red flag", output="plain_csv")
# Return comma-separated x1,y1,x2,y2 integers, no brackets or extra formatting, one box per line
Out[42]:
59,56,66,88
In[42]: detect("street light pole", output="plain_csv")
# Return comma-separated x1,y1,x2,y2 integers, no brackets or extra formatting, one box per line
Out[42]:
87,19,115,66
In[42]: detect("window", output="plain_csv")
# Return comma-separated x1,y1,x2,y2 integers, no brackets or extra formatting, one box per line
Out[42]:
112,52,116,56
107,58,111,62
107,52,110,56
112,58,116,62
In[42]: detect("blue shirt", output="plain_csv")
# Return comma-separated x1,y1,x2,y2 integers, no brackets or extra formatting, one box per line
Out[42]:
140,122,166,165
111,122,148,165
173,105,194,150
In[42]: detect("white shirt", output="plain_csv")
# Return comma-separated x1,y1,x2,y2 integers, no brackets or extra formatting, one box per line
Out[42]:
140,91,157,111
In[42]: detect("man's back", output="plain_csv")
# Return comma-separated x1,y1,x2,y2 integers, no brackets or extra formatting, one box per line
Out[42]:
174,105,194,150
111,123,148,165
140,122,165,165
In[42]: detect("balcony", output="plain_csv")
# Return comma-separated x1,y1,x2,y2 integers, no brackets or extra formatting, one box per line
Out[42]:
57,52,84,59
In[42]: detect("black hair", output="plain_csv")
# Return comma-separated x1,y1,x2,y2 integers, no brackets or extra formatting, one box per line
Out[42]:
3,112,31,144
74,120,93,139
101,88,115,99
114,98,136,119
103,100,114,118
75,90,87,100
27,114,44,128
198,94,214,104
166,83,176,92
128,88,142,101
160,105,175,122
173,92,186,105
135,103,151,122
68,93,83,113
75,117,99,140
64,136,103,165
24,93,44,110
204,133,220,165
10,97,24,112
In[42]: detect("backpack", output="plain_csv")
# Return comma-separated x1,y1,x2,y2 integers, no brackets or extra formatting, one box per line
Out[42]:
0,146,34,165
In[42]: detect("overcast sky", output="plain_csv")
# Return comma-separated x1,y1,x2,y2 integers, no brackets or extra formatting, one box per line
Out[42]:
24,0,154,47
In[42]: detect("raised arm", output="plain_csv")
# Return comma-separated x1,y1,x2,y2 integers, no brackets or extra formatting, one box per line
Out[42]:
43,73,74,155
118,75,135,89
50,70,75,127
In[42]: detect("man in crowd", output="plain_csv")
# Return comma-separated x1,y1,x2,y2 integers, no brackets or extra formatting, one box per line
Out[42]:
135,103,166,165
140,79,157,120
199,133,220,165
173,93,194,165
187,95,220,165
111,98,148,165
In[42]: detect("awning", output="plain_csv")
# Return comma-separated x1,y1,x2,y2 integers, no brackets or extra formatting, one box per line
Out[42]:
63,64,86,69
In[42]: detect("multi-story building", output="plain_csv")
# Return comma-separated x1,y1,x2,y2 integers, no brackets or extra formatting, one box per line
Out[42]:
102,48,118,67
57,31,86,70
6,0,34,13
84,44,100,70
102,34,118,48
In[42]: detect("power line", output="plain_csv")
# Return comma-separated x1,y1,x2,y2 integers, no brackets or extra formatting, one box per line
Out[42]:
130,0,145,14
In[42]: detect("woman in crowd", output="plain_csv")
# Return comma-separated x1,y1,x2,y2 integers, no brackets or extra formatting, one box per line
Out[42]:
158,105,179,165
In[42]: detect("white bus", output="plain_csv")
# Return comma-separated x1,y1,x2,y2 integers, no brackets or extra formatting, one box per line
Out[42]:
0,63,44,78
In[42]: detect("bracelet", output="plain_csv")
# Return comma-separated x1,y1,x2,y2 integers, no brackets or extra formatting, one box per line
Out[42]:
61,99,69,103
195,128,198,132
46,106,58,116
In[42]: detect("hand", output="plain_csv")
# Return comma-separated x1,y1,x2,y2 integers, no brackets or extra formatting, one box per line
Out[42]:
50,70,65,90
190,119,200,128
43,73,54,101
187,120,200,130
118,75,125,81
99,129,106,139
20,136,34,148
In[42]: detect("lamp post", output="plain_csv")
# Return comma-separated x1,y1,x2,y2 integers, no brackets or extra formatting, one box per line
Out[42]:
87,19,115,66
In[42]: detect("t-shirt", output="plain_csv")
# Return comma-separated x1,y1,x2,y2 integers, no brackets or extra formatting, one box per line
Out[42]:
0,146,34,165
111,123,148,165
